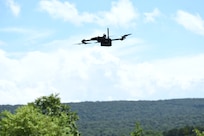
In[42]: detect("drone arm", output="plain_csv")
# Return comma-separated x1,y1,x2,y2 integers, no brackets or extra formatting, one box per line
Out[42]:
111,38,122,41
111,34,131,41
82,39,91,44
121,34,131,40
81,38,100,44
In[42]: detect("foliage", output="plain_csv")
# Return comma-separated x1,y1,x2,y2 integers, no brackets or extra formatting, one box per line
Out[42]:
130,123,163,136
130,123,143,136
0,94,80,136
1,98,204,135
163,126,204,136
30,94,69,116
68,99,204,135
194,129,204,136
163,126,196,136
0,105,61,136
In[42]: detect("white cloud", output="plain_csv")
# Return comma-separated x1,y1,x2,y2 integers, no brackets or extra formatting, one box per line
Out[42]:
1,40,204,104
39,0,95,25
96,0,138,27
0,27,30,33
116,54,204,100
175,10,204,35
0,27,53,45
39,0,138,27
144,8,161,23
6,0,21,17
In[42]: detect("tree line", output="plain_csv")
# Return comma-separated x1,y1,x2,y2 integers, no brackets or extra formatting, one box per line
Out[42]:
1,95,204,135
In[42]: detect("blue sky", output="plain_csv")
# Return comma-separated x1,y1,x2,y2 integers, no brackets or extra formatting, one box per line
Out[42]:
1,0,204,104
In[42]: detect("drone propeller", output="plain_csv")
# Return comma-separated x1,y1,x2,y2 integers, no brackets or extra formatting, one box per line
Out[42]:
75,42,92,45
121,33,131,40
74,43,87,45
75,39,99,45
111,33,131,41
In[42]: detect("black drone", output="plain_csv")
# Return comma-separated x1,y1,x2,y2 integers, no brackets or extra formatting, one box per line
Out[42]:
78,28,131,46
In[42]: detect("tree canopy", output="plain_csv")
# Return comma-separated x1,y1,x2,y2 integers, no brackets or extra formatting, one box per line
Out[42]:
1,98,204,135
130,123,143,136
0,94,80,136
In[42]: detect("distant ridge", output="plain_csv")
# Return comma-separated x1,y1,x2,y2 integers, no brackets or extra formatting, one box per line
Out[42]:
1,98,204,135
68,98,204,135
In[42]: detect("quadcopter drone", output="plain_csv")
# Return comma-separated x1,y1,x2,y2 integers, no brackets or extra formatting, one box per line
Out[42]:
78,28,131,46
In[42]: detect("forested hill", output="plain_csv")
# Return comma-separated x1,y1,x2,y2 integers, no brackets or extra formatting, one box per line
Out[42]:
68,99,204,135
1,99,204,135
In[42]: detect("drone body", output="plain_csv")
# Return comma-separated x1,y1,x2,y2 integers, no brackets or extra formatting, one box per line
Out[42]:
80,28,131,46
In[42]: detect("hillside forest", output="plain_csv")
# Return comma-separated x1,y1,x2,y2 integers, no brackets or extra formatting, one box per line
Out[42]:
1,94,204,135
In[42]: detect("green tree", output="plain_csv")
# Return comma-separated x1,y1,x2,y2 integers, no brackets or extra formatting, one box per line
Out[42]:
130,123,143,136
163,126,196,136
194,129,204,136
0,94,80,136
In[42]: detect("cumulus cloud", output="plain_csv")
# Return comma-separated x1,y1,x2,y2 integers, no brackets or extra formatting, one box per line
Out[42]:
116,54,204,99
39,0,95,25
39,0,138,27
175,10,204,35
6,0,21,17
96,0,138,27
144,8,161,23
1,40,204,104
